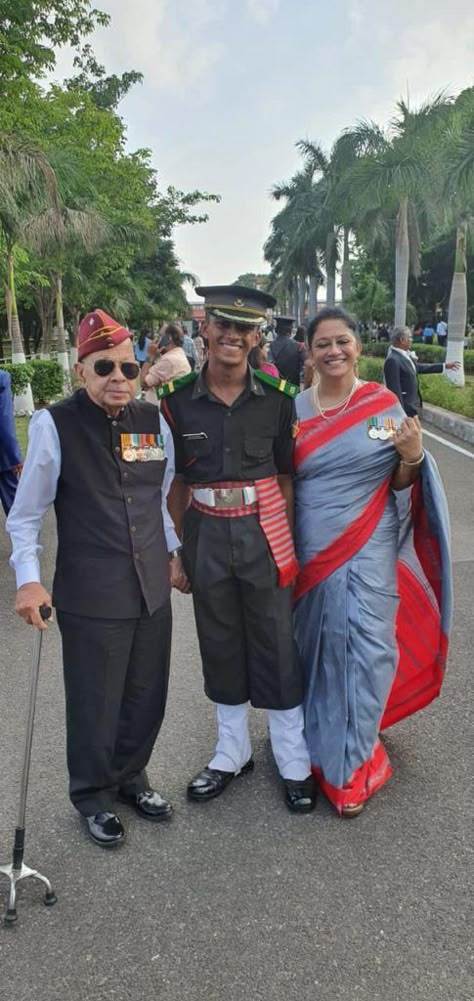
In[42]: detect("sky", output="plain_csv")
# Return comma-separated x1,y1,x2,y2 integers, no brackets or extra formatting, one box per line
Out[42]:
52,0,474,289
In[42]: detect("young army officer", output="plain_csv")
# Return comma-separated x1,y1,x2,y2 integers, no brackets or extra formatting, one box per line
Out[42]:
7,310,187,847
163,285,317,813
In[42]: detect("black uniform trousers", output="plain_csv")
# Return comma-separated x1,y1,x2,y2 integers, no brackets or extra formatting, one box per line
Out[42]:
182,507,304,710
57,600,172,816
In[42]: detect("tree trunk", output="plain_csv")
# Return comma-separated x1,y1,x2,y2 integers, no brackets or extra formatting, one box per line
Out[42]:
308,274,318,318
69,308,80,366
55,274,71,391
297,274,306,323
8,248,34,412
325,230,336,307
394,196,409,326
341,227,352,306
445,221,467,386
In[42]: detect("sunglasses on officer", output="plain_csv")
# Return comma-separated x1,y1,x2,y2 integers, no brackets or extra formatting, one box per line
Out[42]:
93,359,140,379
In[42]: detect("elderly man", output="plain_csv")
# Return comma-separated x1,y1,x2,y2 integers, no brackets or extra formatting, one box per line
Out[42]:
7,310,185,847
0,368,23,516
383,325,459,416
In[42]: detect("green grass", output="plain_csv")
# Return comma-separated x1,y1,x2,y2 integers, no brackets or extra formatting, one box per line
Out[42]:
358,357,474,419
15,416,29,456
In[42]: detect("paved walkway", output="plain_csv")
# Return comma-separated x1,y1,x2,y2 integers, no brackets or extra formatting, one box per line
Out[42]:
0,430,472,1001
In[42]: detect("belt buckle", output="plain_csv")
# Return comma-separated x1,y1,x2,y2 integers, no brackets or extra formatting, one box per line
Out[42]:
215,487,241,508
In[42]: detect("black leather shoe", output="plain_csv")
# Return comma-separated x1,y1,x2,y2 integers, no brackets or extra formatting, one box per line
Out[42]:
85,812,125,847
118,789,173,822
284,775,317,814
187,758,254,802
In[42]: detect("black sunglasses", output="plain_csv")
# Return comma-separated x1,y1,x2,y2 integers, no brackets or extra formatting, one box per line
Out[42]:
93,359,140,379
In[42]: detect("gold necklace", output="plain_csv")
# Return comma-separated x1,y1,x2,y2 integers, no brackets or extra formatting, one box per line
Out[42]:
313,378,360,420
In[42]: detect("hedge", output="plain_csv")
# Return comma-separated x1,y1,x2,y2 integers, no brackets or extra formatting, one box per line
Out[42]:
363,342,474,374
0,361,34,396
0,359,64,403
29,359,64,403
358,356,474,419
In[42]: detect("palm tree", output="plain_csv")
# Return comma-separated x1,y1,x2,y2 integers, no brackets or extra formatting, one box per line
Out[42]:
294,141,338,307
339,96,452,325
269,166,326,319
24,206,112,385
0,136,61,410
441,88,474,386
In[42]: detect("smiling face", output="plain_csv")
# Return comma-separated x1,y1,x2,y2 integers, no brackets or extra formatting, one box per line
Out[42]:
203,314,258,368
75,339,137,415
310,319,361,382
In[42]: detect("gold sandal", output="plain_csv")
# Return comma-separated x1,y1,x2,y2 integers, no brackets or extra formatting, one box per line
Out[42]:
341,802,365,818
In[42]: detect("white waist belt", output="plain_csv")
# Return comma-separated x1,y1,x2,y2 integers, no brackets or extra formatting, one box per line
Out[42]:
192,486,258,508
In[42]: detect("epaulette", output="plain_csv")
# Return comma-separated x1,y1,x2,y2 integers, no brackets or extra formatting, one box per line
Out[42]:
156,371,198,400
254,369,299,398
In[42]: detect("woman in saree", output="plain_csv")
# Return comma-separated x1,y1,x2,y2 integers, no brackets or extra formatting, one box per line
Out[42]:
294,308,452,817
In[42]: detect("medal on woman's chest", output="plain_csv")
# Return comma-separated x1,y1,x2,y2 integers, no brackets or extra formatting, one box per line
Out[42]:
367,417,397,440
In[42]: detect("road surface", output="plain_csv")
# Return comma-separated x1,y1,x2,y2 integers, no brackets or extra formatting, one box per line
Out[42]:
0,428,472,1001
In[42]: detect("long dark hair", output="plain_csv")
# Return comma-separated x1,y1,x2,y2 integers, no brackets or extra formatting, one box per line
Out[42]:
165,323,184,347
306,307,359,348
248,344,265,369
138,329,148,350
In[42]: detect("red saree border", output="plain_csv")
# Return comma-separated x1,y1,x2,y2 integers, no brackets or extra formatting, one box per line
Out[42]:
313,739,392,814
295,383,398,467
294,477,391,601
381,560,448,729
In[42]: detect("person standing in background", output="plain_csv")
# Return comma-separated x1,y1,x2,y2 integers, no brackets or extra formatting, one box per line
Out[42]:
268,316,302,385
384,326,459,415
0,368,23,516
134,329,152,367
142,324,191,404
436,318,448,348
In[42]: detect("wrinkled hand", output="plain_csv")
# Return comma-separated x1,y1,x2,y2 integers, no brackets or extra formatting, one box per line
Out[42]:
169,555,191,594
394,415,423,463
445,361,461,370
16,582,53,630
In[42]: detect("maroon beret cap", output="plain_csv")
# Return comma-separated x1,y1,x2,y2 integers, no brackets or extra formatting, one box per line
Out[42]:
78,309,131,361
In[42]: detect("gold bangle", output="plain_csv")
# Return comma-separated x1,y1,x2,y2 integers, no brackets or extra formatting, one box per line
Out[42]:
400,450,425,467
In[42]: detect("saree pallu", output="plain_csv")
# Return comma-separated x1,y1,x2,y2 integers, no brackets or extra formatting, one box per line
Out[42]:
294,382,452,813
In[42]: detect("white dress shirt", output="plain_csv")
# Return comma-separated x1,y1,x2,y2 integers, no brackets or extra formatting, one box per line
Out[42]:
6,407,180,589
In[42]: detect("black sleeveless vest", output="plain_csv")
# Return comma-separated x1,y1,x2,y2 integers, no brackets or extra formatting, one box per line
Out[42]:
49,390,170,618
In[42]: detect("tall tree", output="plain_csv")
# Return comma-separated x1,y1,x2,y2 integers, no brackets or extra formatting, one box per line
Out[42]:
0,135,61,409
441,88,474,385
339,96,452,325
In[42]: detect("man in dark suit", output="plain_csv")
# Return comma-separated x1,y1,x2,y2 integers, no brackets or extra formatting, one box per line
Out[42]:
268,316,303,385
383,326,459,416
0,369,22,515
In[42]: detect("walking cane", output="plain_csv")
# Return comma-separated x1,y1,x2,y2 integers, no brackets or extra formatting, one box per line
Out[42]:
0,605,57,924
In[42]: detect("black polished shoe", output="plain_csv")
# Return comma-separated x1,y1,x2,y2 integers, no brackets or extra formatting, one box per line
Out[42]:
187,759,254,802
284,775,317,814
85,812,125,847
118,788,173,822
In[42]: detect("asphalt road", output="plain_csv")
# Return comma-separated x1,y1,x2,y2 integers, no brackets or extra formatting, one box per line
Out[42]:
0,430,472,1001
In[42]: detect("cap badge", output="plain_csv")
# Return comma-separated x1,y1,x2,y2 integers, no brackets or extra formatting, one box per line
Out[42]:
234,298,244,307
